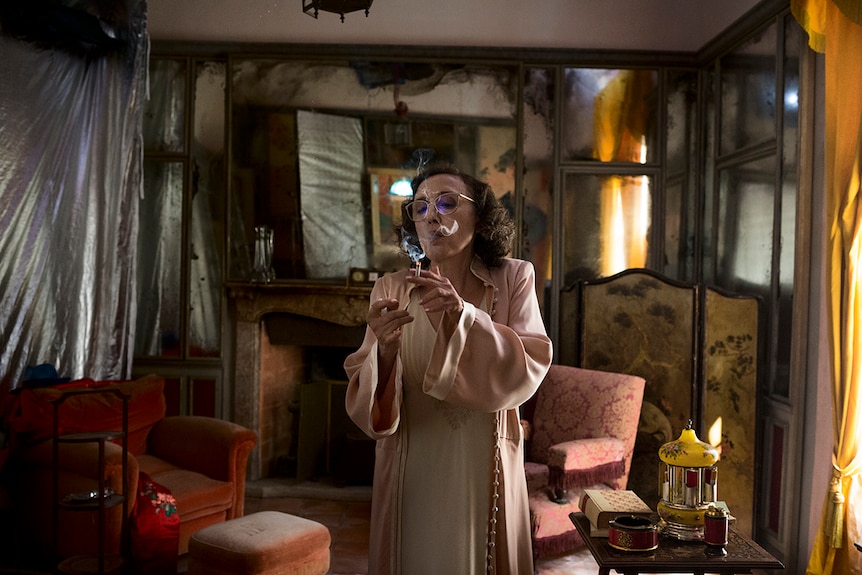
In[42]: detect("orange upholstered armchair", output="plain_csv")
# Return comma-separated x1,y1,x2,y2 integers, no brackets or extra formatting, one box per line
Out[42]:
522,365,645,558
3,374,257,564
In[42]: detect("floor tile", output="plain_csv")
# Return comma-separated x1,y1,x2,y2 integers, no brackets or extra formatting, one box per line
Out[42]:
243,479,600,575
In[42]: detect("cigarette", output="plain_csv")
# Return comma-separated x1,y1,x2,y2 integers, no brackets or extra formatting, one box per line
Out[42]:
415,260,421,278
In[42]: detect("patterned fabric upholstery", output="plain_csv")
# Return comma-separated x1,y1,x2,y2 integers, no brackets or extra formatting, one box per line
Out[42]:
547,437,626,490
523,365,645,558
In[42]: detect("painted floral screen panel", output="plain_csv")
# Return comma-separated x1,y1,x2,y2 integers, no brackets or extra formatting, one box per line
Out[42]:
580,270,697,507
703,287,759,537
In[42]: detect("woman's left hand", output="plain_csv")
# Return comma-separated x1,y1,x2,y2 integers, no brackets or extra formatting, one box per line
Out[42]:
407,264,465,316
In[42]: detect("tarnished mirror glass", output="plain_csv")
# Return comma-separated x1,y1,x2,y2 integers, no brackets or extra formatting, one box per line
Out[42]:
665,69,699,282
561,68,659,163
774,14,802,399
189,61,225,358
138,56,188,358
137,160,184,356
562,172,653,281
715,155,776,294
522,67,555,316
144,59,186,153
720,22,777,155
229,59,518,281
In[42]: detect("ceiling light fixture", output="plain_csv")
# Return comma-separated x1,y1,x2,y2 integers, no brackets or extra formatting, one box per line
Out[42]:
302,0,373,22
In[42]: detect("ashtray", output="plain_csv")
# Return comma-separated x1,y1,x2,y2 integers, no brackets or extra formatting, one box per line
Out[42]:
608,515,659,552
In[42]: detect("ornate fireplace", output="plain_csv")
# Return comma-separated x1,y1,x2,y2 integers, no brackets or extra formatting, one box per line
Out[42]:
226,282,371,481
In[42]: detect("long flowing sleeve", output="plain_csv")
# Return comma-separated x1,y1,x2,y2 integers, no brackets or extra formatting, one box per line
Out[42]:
423,258,552,412
343,273,406,440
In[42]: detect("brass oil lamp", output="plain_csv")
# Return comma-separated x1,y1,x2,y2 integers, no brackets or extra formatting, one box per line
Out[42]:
657,420,721,540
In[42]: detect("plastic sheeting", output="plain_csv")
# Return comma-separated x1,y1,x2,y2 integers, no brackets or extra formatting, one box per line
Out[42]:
0,1,148,392
296,110,368,278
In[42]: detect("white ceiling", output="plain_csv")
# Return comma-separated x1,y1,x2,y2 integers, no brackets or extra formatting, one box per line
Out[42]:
146,0,763,52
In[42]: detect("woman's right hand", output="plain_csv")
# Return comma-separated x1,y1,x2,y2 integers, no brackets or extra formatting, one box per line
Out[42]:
369,298,413,360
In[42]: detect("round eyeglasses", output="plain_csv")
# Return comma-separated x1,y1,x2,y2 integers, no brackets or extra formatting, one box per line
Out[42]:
405,192,476,222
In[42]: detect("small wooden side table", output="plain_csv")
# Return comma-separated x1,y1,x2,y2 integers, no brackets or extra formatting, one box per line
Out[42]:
570,512,784,575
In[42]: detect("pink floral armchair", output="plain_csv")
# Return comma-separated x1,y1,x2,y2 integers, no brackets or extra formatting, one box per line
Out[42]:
522,365,645,558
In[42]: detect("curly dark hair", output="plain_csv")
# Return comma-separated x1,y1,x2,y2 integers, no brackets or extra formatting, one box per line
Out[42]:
399,163,514,268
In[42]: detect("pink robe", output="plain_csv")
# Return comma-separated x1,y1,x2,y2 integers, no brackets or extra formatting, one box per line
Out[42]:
344,257,552,575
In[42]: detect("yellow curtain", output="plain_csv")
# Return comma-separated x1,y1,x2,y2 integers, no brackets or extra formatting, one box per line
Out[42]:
793,1,862,573
592,70,654,276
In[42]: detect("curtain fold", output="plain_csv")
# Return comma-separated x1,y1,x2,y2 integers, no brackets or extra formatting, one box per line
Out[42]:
793,1,862,573
0,1,147,392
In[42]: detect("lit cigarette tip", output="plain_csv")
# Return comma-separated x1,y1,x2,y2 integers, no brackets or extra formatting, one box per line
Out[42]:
415,261,421,278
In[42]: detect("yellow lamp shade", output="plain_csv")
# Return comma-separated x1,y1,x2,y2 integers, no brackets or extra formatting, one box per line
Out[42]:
659,420,719,468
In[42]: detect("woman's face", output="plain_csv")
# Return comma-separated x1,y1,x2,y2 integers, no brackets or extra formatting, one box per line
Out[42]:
412,174,478,265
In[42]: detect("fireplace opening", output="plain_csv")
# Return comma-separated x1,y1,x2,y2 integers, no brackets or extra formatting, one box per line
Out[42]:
261,313,374,486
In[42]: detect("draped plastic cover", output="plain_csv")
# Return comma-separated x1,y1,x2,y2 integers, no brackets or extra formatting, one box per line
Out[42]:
0,1,148,392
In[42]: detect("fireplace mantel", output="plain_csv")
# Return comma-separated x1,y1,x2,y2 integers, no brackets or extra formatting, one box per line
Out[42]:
226,282,371,480
227,282,371,325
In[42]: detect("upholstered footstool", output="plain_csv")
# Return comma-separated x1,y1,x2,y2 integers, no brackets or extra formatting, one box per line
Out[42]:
188,511,331,575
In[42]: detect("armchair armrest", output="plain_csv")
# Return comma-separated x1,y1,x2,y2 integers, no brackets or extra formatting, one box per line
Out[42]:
147,416,257,482
547,437,626,491
147,416,256,518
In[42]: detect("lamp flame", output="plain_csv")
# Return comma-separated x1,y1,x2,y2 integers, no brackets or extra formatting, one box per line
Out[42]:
708,417,723,453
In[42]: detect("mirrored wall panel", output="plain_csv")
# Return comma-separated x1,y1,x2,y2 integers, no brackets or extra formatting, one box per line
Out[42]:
139,58,226,359
665,69,699,282
144,59,186,153
189,61,226,358
561,68,659,164
522,67,556,314
719,22,777,155
137,160,184,356
229,59,519,281
562,172,654,282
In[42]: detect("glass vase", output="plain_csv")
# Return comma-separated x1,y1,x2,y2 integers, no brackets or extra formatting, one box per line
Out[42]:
252,225,274,283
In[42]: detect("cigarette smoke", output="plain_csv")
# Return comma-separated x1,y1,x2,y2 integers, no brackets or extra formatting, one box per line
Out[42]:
438,220,459,236
400,227,425,263
411,148,435,173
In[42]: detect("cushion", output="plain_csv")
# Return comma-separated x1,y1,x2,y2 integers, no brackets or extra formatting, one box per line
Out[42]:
130,471,180,574
528,489,584,557
546,437,626,490
8,374,166,455
138,454,234,522
188,511,331,575
529,482,616,558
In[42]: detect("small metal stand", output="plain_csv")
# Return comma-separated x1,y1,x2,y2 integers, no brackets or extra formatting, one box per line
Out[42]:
52,389,129,575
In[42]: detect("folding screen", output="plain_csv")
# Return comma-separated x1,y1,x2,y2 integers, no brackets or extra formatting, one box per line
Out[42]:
576,268,759,535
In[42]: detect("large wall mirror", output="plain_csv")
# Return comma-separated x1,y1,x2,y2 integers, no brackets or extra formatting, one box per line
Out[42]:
228,58,519,281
